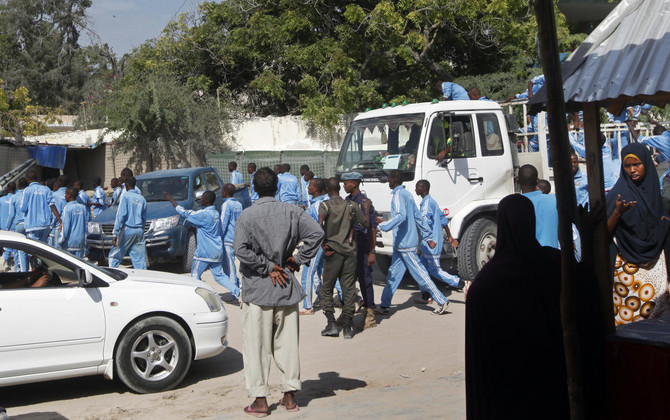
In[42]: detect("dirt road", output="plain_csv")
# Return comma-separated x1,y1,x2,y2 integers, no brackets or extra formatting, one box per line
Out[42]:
4,266,466,419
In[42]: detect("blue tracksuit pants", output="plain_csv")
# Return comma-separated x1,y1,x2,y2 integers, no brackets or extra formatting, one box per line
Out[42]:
26,228,50,243
420,252,460,289
223,243,239,288
191,258,240,298
381,249,447,307
301,246,324,309
108,227,147,269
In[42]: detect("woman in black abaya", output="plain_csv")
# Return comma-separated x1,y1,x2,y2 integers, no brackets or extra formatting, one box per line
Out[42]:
465,194,568,420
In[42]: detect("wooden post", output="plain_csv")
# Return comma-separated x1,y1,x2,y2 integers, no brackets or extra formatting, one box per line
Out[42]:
534,1,584,419
582,102,615,335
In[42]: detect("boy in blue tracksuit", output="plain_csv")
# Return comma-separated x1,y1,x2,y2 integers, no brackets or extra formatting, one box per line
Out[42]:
59,188,87,258
74,180,92,226
277,164,301,204
1,182,16,268
92,176,107,218
377,170,450,315
20,170,61,243
164,190,240,299
300,178,329,313
247,163,259,204
49,175,68,248
220,184,243,292
6,178,28,271
415,180,462,292
109,176,147,269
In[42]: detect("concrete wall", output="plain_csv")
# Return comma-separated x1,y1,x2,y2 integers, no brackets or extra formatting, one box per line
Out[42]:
225,115,349,151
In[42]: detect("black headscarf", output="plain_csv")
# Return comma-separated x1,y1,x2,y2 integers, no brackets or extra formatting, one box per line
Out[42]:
465,194,568,420
606,142,670,265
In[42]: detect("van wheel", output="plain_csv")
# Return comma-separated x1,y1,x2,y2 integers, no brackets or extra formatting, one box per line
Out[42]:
457,218,497,281
181,231,196,273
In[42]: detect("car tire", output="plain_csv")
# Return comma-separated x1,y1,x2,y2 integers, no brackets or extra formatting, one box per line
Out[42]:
457,217,497,282
181,230,196,274
115,316,192,394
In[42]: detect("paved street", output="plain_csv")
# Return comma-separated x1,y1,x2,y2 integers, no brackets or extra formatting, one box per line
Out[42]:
3,264,466,419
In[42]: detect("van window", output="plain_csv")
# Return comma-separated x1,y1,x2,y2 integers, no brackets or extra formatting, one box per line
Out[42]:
204,171,221,192
193,174,205,195
477,113,504,156
426,115,476,159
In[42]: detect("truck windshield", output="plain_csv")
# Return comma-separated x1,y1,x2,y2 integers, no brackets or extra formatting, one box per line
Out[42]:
337,113,425,174
137,176,190,202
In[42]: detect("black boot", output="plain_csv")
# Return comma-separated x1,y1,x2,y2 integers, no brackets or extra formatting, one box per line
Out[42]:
321,311,339,337
342,318,354,339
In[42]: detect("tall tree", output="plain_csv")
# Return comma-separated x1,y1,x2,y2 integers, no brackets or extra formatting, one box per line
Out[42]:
133,0,579,127
0,0,93,111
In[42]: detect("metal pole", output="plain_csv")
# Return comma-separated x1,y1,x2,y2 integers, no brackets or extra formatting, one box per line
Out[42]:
534,1,583,418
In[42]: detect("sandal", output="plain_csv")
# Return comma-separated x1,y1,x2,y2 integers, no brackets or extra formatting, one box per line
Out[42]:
244,405,268,418
279,399,300,412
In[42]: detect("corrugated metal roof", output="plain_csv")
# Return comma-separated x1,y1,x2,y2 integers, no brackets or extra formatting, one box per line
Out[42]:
530,0,670,111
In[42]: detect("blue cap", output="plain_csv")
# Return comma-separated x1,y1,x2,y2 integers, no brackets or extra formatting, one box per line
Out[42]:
641,103,652,111
341,172,363,181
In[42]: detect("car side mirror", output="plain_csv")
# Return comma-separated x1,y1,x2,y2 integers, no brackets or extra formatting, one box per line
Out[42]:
505,113,519,138
77,268,92,286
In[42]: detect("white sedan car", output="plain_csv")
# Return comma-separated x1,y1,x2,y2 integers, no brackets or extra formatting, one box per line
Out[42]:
0,231,228,393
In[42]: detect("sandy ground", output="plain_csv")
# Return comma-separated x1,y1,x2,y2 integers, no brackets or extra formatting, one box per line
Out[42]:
3,264,466,419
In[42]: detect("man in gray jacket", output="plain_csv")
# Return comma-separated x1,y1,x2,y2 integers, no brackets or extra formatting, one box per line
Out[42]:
233,167,323,417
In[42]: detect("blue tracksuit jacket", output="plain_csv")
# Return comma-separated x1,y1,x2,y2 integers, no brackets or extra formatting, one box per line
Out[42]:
60,201,87,251
176,205,224,262
92,186,107,217
20,182,54,231
220,198,242,245
0,192,14,231
420,194,449,256
113,190,147,236
379,185,432,251
6,190,25,230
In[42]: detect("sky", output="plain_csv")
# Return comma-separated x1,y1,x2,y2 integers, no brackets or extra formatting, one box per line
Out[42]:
83,0,207,56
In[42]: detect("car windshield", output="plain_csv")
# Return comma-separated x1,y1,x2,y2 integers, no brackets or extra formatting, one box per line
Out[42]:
337,113,425,174
137,176,190,202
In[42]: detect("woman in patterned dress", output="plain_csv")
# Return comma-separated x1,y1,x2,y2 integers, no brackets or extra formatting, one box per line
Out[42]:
607,143,670,325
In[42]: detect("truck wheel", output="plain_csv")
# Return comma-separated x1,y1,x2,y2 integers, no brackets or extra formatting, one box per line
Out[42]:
115,316,192,393
181,231,196,274
457,217,497,281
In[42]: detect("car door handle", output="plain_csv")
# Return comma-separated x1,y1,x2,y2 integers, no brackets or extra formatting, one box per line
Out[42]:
468,176,483,183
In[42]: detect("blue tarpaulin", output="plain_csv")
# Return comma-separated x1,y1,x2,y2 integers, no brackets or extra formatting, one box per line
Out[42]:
26,145,67,169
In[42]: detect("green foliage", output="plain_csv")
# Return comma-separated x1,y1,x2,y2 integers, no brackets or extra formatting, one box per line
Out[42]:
92,65,230,169
126,0,578,128
0,79,61,142
0,0,96,111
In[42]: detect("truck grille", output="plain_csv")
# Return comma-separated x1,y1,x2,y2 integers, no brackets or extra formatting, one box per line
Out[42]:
101,222,152,236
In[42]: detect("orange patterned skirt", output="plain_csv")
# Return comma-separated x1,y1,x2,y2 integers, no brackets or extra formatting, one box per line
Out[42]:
613,252,668,326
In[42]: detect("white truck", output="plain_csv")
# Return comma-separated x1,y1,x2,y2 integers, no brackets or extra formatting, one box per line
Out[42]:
335,100,538,281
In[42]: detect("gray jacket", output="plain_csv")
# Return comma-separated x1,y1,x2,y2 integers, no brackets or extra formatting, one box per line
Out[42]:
233,196,323,306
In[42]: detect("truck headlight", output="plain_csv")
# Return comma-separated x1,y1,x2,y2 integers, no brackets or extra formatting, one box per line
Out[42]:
195,287,223,312
151,215,180,232
88,222,101,235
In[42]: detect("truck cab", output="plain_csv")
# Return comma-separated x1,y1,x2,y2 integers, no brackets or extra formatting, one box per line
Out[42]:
86,167,224,272
336,100,518,280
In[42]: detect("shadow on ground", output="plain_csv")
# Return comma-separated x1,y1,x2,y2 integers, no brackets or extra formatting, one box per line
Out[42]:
272,371,367,410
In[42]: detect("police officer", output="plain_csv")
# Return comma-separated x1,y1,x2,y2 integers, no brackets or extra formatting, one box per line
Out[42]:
59,188,87,258
109,176,147,269
220,183,243,296
20,170,62,243
342,171,379,329
377,170,450,315
164,189,240,299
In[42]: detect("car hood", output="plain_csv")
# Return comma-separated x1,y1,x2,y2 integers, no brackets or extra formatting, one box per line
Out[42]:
93,200,193,224
114,267,216,292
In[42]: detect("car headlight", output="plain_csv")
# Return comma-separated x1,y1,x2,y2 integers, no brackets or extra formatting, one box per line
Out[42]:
151,215,180,231
88,222,101,235
195,287,223,312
